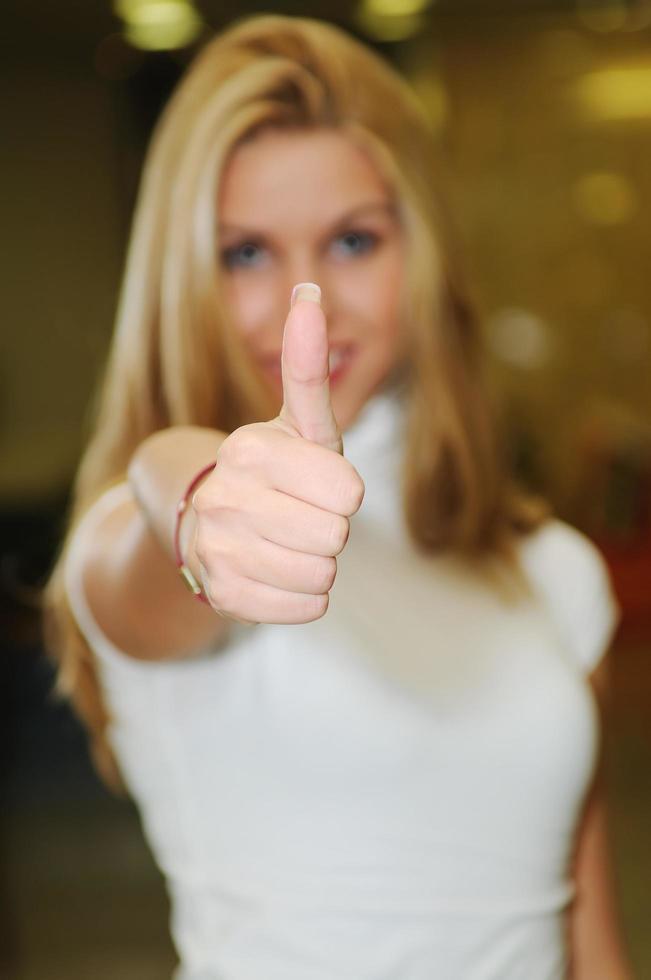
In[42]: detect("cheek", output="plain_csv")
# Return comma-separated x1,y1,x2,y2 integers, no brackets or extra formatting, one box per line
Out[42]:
223,277,270,344
365,249,405,350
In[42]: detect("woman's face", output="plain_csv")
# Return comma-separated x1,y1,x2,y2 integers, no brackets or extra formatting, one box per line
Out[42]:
217,126,406,431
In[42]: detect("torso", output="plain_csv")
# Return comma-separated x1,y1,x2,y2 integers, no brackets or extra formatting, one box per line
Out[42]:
67,382,616,980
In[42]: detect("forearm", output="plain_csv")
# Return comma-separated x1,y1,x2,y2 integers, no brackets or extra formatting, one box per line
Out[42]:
71,426,233,662
128,424,227,586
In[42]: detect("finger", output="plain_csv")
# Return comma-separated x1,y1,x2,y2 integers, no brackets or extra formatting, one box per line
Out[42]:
204,570,329,625
210,526,337,595
251,486,351,556
217,424,363,514
278,282,342,454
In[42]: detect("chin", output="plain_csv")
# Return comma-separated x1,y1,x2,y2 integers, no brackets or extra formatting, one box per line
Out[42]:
332,388,374,433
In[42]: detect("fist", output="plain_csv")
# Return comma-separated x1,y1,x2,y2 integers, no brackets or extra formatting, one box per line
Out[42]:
193,283,365,625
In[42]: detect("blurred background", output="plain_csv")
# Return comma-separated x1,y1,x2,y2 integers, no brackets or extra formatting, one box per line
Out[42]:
2,0,650,977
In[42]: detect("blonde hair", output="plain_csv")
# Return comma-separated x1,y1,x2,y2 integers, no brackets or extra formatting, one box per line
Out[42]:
43,13,545,791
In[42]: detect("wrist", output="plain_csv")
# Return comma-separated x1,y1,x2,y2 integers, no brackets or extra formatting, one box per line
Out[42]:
173,462,216,604
127,426,226,556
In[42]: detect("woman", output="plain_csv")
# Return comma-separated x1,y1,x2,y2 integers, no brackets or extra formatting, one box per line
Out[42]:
44,13,633,979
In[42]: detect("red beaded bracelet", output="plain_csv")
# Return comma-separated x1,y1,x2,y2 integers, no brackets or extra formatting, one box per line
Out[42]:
173,461,217,604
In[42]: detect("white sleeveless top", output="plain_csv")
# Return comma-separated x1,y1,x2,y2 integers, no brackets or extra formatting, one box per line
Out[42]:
64,383,619,980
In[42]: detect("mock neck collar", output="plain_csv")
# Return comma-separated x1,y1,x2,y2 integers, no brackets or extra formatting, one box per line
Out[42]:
340,375,409,469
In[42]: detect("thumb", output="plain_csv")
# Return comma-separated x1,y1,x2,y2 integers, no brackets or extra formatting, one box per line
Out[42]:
277,282,342,454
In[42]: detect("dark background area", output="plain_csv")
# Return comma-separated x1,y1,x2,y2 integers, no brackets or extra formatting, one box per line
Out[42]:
2,1,651,977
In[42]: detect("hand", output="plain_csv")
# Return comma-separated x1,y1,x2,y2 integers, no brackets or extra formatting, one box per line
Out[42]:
192,284,365,625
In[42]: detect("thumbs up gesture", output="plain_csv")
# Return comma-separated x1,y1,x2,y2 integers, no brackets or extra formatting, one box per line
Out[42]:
193,283,365,625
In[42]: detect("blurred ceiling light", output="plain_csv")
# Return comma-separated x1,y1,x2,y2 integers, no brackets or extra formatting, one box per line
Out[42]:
355,0,434,42
487,309,553,370
364,0,433,14
573,66,651,119
572,172,637,225
114,0,203,51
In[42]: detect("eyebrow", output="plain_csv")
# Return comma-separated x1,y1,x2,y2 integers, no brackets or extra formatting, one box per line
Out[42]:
218,200,397,237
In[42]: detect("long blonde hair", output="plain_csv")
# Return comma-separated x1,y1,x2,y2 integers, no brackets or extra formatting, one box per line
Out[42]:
43,13,545,791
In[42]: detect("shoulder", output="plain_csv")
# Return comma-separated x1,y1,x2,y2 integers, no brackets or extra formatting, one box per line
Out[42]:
66,483,136,590
64,483,142,667
516,518,620,674
518,518,608,587
66,483,135,582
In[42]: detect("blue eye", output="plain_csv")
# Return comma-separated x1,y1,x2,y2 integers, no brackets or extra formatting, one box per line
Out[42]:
220,242,266,269
220,230,379,270
332,230,378,257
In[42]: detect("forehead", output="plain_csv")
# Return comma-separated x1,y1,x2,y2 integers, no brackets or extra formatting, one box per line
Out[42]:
218,127,392,228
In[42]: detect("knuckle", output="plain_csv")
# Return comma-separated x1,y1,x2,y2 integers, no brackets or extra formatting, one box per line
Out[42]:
328,516,349,555
194,535,208,567
192,485,210,515
194,521,224,568
340,466,365,515
312,555,337,593
210,577,241,617
193,519,215,565
329,461,365,516
221,425,266,469
312,592,329,620
298,592,328,623
194,482,241,534
350,472,366,513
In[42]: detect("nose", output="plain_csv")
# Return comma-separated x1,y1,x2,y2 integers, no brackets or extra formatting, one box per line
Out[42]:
249,258,332,354
283,257,329,317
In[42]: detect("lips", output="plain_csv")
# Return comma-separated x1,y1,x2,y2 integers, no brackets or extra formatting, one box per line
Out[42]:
328,345,354,373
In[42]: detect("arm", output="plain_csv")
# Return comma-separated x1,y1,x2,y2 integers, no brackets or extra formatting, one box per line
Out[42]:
72,426,233,661
569,652,635,980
